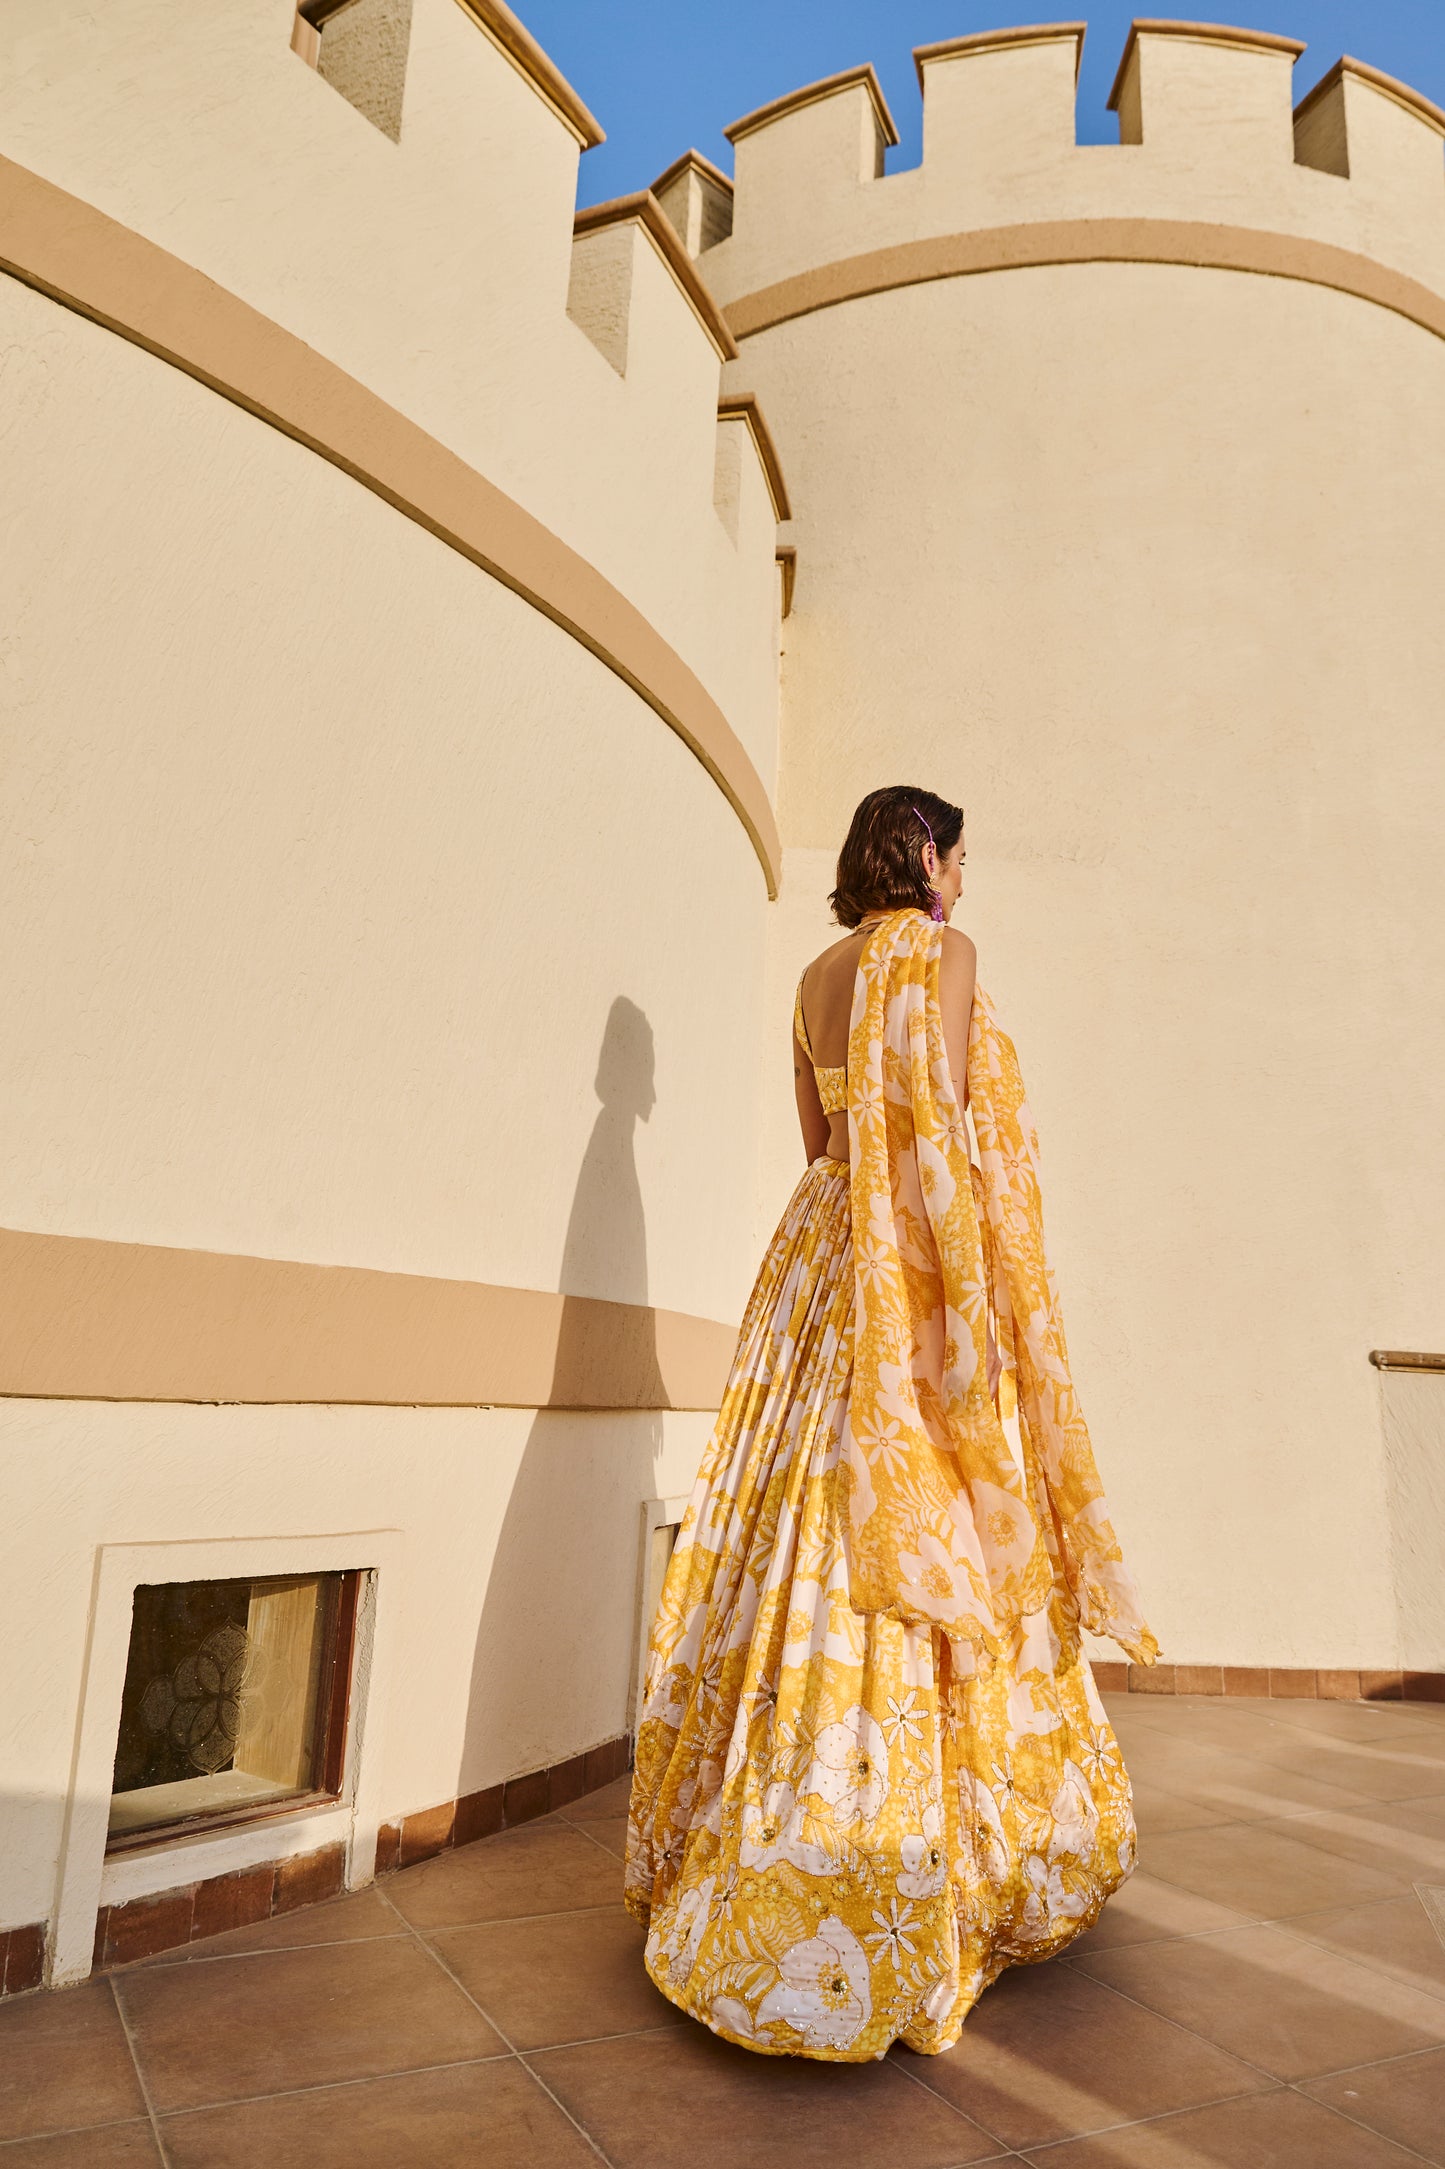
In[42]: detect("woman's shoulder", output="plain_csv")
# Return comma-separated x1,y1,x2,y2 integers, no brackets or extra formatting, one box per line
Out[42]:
800,931,861,989
939,924,977,966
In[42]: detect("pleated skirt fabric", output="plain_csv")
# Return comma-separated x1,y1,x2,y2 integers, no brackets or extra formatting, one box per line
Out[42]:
624,1156,1138,2061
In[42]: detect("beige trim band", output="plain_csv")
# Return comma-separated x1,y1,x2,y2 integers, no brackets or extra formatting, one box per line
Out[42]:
1108,18,1306,111
723,218,1445,356
717,392,791,521
572,191,739,361
914,23,1087,91
725,64,899,151
0,1227,737,1410
451,0,604,150
1294,55,1445,138
0,156,779,895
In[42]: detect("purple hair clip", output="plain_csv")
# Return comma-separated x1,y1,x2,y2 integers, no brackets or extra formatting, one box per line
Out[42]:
912,805,945,922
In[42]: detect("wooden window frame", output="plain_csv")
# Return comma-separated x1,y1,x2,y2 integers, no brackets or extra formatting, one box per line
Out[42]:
105,1569,363,1857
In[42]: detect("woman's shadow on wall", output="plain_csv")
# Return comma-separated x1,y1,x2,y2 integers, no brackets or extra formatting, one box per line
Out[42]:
463,997,666,1786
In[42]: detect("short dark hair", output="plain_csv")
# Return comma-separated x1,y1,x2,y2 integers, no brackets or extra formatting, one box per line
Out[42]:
828,786,965,928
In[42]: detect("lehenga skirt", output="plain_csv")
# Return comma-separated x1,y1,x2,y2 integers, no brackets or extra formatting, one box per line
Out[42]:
624,1156,1138,2062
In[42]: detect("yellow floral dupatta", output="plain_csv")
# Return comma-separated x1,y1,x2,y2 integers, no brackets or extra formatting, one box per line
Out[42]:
842,910,1158,1667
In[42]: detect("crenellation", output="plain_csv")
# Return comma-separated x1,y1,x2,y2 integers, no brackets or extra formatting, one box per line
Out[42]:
725,67,897,254
1297,61,1445,230
917,25,1085,188
566,212,634,374
652,150,734,259
698,19,1445,328
1293,67,1349,179
298,0,415,142
1107,21,1304,163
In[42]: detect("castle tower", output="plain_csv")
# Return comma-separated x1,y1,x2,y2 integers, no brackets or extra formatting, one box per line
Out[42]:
667,20,1445,1679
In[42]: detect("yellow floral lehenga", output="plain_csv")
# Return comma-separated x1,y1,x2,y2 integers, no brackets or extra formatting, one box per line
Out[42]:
625,909,1158,2060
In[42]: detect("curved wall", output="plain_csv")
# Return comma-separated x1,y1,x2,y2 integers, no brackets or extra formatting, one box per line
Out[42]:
0,274,766,1325
0,0,782,791
720,29,1445,1670
0,0,786,1972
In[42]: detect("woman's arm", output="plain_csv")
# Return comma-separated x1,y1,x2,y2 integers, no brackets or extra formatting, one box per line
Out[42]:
938,927,977,1111
794,1032,831,1163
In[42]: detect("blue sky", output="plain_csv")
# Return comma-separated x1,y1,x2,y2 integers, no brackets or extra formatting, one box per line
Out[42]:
518,3,1445,207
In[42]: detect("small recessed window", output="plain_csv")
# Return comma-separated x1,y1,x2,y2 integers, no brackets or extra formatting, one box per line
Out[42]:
108,1572,361,1852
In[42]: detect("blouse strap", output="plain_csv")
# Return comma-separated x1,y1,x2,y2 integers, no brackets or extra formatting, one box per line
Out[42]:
793,971,814,1062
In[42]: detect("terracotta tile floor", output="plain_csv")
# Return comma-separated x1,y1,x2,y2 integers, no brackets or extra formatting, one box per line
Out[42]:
4,1694,1445,2166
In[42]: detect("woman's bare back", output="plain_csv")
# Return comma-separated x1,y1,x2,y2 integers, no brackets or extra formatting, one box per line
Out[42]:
795,919,978,1164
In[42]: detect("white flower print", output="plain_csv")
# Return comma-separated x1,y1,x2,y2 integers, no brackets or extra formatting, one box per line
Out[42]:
756,1916,872,2051
1048,1760,1100,1864
807,1707,888,1826
664,1875,715,1985
864,1897,919,1965
897,1800,948,1899
896,1531,979,1622
711,1994,759,2044
1021,1854,1090,1934
958,1769,1010,1887
739,1779,838,1877
861,1417,912,1477
882,1690,924,1751
739,1781,797,1869
1076,1725,1122,1785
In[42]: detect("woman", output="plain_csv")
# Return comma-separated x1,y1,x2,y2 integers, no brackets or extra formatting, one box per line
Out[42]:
624,785,1158,2061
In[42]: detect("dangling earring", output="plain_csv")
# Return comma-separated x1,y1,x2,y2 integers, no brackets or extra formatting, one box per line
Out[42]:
912,805,947,922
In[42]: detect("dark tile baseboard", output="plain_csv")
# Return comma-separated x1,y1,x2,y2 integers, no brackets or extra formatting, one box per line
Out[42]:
0,1922,45,1998
92,1841,349,1976
374,1733,631,1873
0,1732,633,1999
1094,1662,1445,1702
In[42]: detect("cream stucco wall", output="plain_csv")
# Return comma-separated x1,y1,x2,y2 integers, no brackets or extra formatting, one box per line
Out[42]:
0,275,768,1323
0,0,780,789
0,0,783,1969
718,33,1445,1672
0,1396,711,1942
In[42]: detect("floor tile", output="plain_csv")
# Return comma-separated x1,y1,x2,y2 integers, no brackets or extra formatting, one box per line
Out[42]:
160,2058,599,2169
387,1821,623,1930
1261,1794,1445,1886
0,2126,162,2166
1282,1891,1445,2003
1305,2044,1445,2165
1072,1920,1445,2080
1130,1782,1235,1837
132,1889,403,1966
569,1815,628,1860
1018,2085,1424,2165
897,1958,1267,2150
1138,1819,1409,1918
429,1905,682,2050
565,1775,632,1822
0,1981,147,2142
1267,1706,1445,1760
534,2019,1001,2167
1063,1872,1254,1955
116,1934,503,2112
1154,1710,1445,1802
1123,1706,1300,1758
1112,1735,1371,1821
